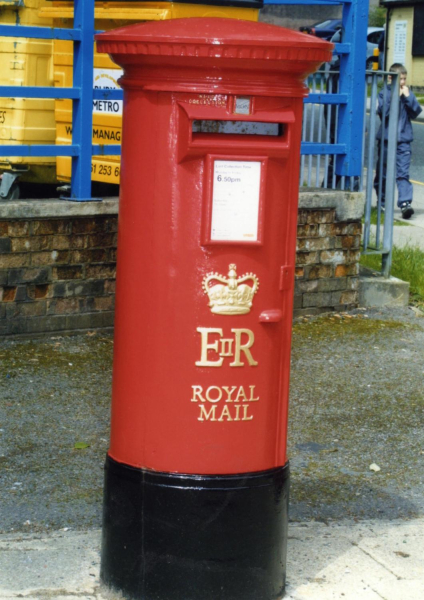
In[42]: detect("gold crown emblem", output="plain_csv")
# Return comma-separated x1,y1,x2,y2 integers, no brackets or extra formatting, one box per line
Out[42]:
202,264,259,315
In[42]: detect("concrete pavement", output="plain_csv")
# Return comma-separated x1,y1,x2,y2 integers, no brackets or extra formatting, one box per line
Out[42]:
1,518,423,599
374,181,424,250
394,179,424,232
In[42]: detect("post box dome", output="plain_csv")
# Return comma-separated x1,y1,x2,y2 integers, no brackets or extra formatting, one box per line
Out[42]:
96,18,333,97
96,17,333,64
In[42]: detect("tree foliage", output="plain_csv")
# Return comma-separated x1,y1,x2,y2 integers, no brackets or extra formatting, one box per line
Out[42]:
369,6,387,28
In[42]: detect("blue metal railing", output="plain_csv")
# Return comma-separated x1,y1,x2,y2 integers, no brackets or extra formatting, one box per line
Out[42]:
0,0,367,200
0,0,103,201
363,71,400,277
266,0,368,181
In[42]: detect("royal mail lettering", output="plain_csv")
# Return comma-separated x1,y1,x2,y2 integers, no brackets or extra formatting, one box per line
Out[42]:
195,327,258,367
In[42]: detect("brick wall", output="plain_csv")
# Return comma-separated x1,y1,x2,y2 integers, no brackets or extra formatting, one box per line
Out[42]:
294,207,361,316
0,193,364,336
0,208,117,336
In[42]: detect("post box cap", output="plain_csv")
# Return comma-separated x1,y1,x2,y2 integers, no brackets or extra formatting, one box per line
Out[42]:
96,17,333,64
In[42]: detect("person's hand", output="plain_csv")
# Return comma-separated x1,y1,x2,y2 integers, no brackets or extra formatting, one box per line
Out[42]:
400,85,410,97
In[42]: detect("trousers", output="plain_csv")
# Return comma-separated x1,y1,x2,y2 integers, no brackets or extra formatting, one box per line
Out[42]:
374,141,413,206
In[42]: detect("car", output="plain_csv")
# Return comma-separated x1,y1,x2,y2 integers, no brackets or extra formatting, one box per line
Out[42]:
325,27,385,72
299,19,342,41
366,27,385,70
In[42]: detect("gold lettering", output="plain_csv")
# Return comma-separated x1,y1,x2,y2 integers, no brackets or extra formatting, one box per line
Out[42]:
191,385,205,402
198,405,217,421
242,405,253,421
195,328,223,367
235,386,248,402
206,386,223,403
230,329,258,367
222,385,238,402
218,405,233,421
219,338,234,357
249,385,260,402
194,390,256,422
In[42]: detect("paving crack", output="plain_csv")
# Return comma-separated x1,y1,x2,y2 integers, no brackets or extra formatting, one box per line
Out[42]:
354,541,403,580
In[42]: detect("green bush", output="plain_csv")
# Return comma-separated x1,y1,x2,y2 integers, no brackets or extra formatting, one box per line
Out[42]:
369,7,387,28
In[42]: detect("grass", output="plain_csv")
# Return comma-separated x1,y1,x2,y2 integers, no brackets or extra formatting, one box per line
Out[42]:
361,243,424,306
367,79,384,98
363,206,410,226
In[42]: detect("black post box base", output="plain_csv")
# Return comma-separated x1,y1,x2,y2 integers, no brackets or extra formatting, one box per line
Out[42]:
101,455,290,600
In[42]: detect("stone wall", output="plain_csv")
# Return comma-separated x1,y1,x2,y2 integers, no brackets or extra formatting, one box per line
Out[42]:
295,191,363,316
295,209,361,315
0,192,364,336
0,200,118,336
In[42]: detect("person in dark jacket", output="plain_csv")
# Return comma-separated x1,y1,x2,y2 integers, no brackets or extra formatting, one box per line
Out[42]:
374,63,422,219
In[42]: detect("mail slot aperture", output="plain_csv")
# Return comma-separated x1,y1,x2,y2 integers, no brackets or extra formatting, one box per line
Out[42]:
192,119,284,137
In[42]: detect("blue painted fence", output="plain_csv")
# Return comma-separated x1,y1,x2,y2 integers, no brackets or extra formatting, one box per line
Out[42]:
0,0,368,201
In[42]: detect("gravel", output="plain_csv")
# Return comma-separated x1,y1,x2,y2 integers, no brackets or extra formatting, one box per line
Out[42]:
0,306,423,533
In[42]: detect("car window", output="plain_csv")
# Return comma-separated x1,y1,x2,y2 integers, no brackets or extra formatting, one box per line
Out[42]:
315,20,333,29
368,31,383,44
331,30,342,44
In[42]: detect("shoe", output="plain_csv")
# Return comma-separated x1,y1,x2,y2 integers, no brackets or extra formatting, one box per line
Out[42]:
400,202,414,219
380,203,385,212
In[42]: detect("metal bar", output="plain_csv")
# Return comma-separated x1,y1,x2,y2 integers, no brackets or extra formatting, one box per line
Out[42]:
305,93,348,104
316,74,324,186
92,145,121,155
360,70,368,193
332,74,339,189
363,248,391,256
300,88,307,186
93,89,123,101
363,72,378,250
382,73,400,278
335,0,368,178
0,24,82,40
0,0,24,6
376,80,389,248
307,75,317,186
0,145,79,157
264,0,352,4
334,43,351,55
70,0,97,201
301,143,347,155
324,71,335,189
0,86,80,99
323,84,330,188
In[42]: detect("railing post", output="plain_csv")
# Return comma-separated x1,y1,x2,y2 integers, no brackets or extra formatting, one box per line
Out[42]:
363,71,378,250
382,73,400,278
69,0,99,201
336,0,368,178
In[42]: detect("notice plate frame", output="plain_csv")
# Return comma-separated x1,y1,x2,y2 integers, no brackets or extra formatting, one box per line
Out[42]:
202,154,267,246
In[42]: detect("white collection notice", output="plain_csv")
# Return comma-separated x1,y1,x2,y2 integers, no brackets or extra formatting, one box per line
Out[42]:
211,160,261,242
393,21,407,65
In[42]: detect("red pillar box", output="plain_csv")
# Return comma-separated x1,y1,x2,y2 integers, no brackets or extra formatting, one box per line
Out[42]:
96,19,332,600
